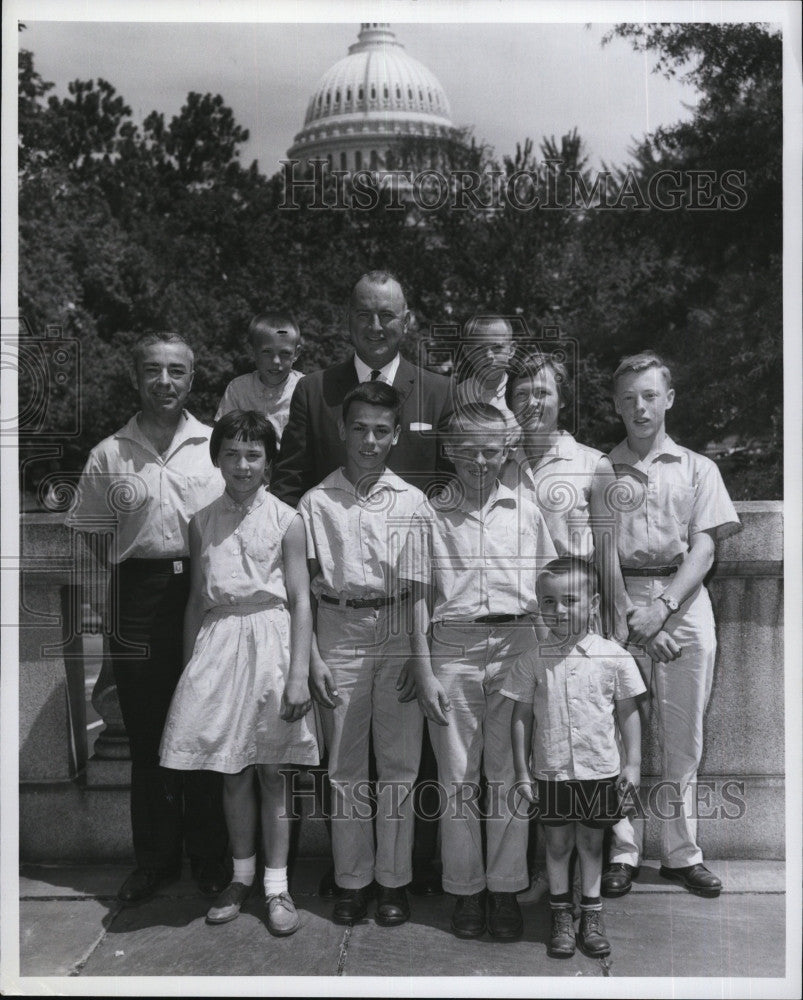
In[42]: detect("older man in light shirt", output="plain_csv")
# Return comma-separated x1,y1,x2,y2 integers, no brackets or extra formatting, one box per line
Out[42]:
69,333,228,904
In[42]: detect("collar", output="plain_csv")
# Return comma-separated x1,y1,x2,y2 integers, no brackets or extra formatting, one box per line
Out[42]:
465,371,508,405
353,353,401,385
329,466,408,499
221,484,268,514
116,410,209,460
449,479,518,516
248,369,295,394
609,434,684,470
503,431,577,482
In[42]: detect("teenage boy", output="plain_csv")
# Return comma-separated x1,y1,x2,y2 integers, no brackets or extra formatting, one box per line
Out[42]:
602,352,740,900
504,557,644,959
403,405,557,940
299,381,426,927
216,311,303,446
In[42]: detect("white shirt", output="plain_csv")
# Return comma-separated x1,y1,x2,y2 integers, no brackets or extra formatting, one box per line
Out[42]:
67,411,223,563
353,353,401,385
214,369,303,445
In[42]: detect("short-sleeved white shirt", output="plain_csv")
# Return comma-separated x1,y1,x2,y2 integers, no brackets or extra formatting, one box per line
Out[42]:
401,481,558,622
500,632,646,780
299,467,425,600
501,432,604,561
215,369,303,444
66,411,223,563
607,435,741,568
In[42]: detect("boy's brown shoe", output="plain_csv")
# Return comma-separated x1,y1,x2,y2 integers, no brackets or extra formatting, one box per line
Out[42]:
487,891,523,940
547,907,576,958
659,863,721,898
451,891,486,938
577,909,611,958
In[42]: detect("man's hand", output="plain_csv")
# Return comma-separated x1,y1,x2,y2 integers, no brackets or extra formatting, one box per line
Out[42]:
280,678,313,722
627,602,669,646
646,630,682,663
396,661,417,703
310,655,339,709
416,674,451,727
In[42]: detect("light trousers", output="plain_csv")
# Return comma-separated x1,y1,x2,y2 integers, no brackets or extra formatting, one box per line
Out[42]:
428,621,533,895
317,602,423,890
610,579,717,869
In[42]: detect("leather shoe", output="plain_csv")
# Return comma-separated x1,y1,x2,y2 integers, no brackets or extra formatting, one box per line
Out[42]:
206,881,252,924
601,862,639,898
487,891,523,940
409,863,443,897
333,886,372,924
451,891,486,939
191,858,231,897
117,867,178,905
659,863,722,898
577,909,610,958
548,907,576,958
375,886,410,927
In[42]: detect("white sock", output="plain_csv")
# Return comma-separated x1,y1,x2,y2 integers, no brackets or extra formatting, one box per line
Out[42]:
232,855,256,886
264,866,288,898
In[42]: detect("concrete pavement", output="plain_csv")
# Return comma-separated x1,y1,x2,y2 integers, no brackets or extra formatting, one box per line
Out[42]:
10,859,789,989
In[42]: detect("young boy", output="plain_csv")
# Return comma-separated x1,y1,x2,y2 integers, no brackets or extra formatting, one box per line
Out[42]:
601,352,741,900
298,381,426,927
216,311,302,446
402,404,557,940
502,558,645,958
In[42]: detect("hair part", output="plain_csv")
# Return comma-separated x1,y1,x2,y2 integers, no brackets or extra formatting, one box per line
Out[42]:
349,270,406,309
210,409,278,466
537,556,599,596
131,332,194,369
613,351,673,390
342,381,403,426
248,311,301,348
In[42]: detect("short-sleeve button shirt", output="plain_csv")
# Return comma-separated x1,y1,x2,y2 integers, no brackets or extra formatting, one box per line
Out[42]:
501,431,603,560
193,486,297,611
402,481,558,622
215,370,303,444
500,632,646,780
607,436,741,568
66,411,223,563
298,467,425,599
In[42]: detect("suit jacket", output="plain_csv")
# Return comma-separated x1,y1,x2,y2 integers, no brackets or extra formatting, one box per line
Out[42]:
271,355,453,507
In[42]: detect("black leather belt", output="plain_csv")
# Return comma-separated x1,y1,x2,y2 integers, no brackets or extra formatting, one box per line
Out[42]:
441,613,531,625
320,592,409,609
621,566,679,577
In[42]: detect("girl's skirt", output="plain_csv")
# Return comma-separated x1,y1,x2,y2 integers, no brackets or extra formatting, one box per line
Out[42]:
160,604,319,773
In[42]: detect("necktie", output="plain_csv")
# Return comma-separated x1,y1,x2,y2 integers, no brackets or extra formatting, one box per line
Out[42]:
370,369,381,381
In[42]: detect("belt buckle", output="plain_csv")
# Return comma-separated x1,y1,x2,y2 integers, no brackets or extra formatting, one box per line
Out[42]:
173,560,184,575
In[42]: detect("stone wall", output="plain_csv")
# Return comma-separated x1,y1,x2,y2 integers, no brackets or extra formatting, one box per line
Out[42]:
18,502,784,861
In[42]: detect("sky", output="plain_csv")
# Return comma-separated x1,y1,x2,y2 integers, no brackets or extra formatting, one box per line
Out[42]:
18,17,701,175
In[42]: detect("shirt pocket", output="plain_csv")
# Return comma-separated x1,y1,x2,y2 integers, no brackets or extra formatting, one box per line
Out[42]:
668,484,695,530
180,472,221,512
589,669,615,707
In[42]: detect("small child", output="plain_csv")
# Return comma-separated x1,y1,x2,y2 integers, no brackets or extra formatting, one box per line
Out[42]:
403,404,556,941
299,381,426,927
502,557,645,959
159,410,318,936
602,352,741,900
216,312,303,446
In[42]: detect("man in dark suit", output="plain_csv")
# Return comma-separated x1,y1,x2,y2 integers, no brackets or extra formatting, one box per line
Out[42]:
271,271,451,505
272,271,450,900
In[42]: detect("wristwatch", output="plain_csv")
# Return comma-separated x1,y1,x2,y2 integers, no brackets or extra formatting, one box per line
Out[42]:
657,593,679,614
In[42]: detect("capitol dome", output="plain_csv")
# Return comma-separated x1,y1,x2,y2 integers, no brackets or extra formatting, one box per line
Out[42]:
287,24,455,172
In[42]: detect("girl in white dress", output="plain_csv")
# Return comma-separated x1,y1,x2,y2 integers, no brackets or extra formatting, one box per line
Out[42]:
160,410,318,936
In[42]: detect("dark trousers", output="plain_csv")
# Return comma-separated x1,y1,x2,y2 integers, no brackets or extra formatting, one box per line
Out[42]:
109,558,228,872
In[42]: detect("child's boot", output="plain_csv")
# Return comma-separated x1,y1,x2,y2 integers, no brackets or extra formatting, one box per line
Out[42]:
548,904,576,958
577,901,610,958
